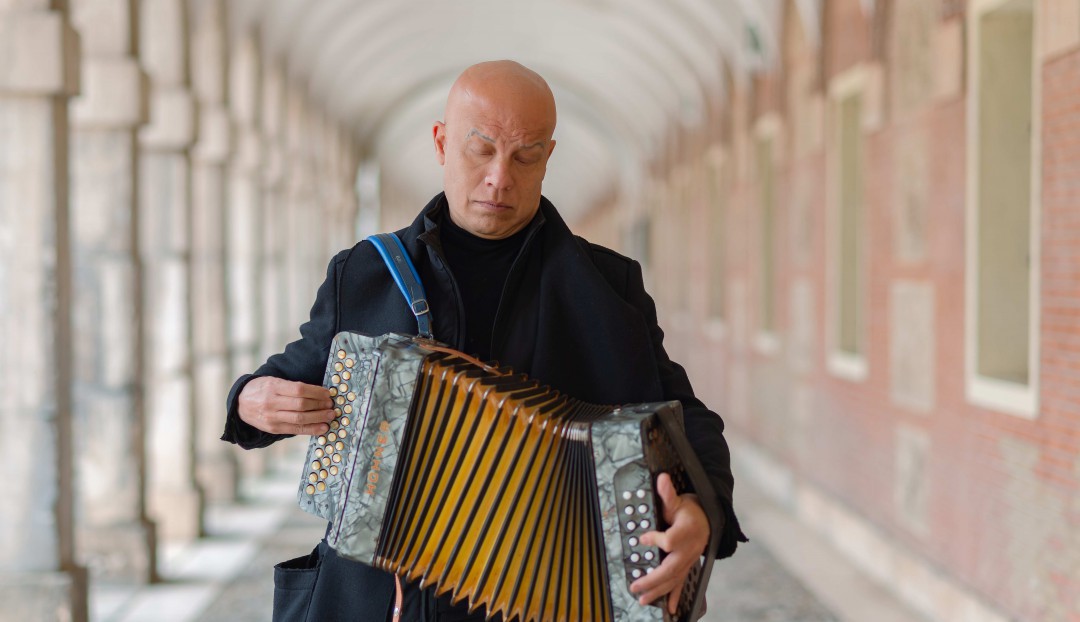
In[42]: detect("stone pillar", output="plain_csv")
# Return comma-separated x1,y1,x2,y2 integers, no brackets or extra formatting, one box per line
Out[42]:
227,30,270,479
189,0,238,503
69,0,158,582
138,0,204,540
328,126,360,253
260,60,288,362
226,29,262,382
0,5,88,621
285,86,314,336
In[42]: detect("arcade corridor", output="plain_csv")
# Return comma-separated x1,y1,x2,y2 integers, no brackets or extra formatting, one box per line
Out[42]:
3,1,1080,620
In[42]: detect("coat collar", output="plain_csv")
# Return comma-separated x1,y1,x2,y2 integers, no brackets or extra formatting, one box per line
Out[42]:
407,192,551,253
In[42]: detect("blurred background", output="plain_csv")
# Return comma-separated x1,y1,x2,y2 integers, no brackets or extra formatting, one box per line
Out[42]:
2,0,1078,620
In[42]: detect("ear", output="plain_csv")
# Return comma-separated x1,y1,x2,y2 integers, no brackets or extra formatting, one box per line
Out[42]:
433,121,447,165
546,139,556,159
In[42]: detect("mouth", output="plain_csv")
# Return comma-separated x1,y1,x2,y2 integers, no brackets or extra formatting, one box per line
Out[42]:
474,200,512,210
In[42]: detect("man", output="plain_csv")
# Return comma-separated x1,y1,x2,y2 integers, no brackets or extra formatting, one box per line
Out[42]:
223,60,744,621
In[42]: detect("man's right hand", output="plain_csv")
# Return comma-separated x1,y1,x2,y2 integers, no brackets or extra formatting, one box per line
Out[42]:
237,377,336,436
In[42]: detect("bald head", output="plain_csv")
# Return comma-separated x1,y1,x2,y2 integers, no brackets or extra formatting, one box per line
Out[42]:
444,60,557,137
433,61,558,239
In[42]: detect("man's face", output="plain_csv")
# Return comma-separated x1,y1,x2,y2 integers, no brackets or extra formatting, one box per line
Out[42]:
433,95,556,240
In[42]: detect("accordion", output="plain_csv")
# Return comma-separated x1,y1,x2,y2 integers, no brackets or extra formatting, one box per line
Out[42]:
297,332,720,622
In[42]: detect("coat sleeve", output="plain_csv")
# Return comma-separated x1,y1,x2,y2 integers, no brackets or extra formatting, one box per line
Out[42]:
620,257,747,560
220,250,347,450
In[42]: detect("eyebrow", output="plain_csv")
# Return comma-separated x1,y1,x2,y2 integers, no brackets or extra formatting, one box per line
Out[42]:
465,128,545,151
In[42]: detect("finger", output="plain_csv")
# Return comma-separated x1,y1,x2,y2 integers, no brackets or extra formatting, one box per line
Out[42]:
272,393,334,413
638,529,670,552
655,473,680,524
629,557,685,604
633,572,682,607
276,379,334,406
264,410,335,435
667,581,683,614
264,419,330,436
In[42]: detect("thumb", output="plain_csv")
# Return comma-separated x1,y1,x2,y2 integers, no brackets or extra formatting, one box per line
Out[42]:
656,472,680,525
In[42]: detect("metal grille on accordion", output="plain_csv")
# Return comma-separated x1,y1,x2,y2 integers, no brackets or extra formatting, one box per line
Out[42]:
297,332,721,622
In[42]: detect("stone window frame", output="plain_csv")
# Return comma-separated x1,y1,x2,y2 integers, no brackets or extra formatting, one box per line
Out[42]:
825,64,871,383
964,0,1042,420
752,113,783,357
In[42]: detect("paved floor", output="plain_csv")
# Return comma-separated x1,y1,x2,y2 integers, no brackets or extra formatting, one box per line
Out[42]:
90,449,845,622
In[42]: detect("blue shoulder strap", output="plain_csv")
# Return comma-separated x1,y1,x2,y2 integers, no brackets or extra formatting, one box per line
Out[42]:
367,233,433,339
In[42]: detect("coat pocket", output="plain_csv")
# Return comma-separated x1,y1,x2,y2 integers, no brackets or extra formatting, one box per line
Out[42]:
273,545,322,622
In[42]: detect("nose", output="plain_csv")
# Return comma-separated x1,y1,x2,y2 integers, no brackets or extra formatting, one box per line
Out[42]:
484,157,513,191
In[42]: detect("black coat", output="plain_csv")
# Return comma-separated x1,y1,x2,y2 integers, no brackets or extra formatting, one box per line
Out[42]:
222,194,744,621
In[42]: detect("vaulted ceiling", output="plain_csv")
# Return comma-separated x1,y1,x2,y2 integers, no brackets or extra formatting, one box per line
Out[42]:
230,0,817,223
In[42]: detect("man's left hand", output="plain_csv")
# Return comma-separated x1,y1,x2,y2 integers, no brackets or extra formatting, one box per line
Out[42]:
629,472,710,614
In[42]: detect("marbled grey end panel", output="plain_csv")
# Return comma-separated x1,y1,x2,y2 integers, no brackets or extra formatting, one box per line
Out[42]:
643,403,720,622
591,405,667,622
329,336,432,564
296,332,388,521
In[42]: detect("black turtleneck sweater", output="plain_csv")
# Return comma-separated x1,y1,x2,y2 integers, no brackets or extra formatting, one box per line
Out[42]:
438,214,529,362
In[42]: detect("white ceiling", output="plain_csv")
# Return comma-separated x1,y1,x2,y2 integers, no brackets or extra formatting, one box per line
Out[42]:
233,0,800,223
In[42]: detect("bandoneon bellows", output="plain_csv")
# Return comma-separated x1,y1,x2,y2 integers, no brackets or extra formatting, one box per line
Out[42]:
297,332,720,622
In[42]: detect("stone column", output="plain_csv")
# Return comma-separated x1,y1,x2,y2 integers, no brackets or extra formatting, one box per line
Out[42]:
259,60,288,362
69,0,157,582
0,5,88,621
227,30,271,479
138,0,204,540
329,127,360,253
189,0,238,503
309,110,332,288
285,86,314,334
226,30,262,382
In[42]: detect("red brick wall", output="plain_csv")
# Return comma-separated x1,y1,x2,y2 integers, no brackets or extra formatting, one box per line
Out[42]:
1034,46,1080,616
643,12,1080,622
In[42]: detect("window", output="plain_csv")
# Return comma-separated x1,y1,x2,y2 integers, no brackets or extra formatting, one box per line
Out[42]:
706,149,728,323
966,0,1039,418
754,116,780,354
827,67,868,380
